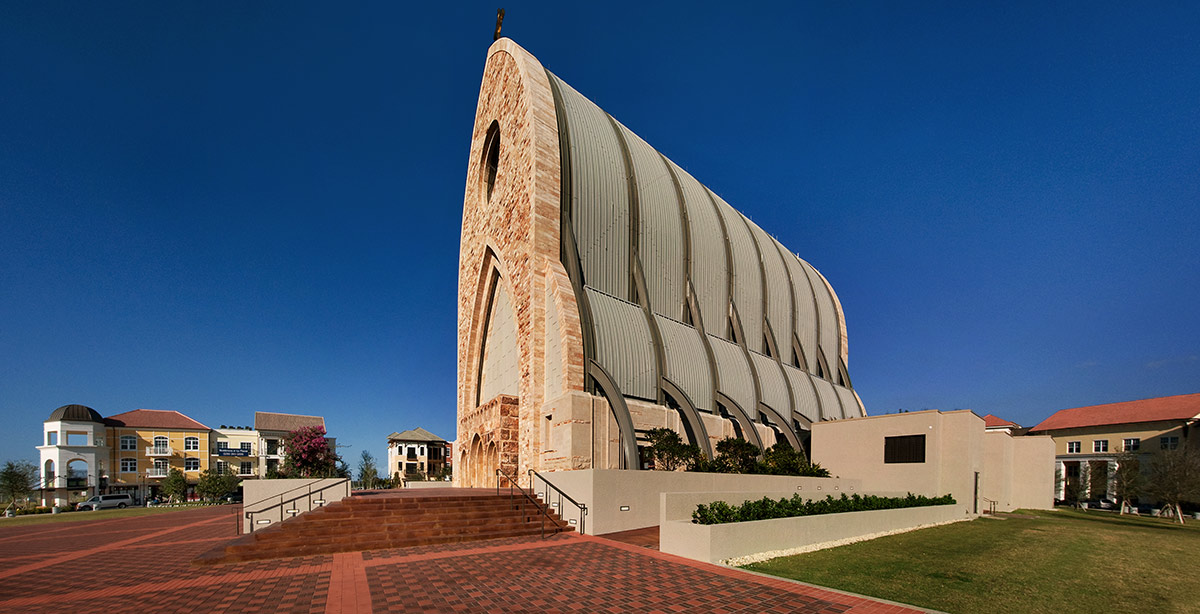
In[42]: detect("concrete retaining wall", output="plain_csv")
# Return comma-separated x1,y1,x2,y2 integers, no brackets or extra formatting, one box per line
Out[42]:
541,469,862,535
242,478,350,533
660,502,965,563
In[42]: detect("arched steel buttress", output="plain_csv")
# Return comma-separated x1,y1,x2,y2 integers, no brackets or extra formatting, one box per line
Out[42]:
758,403,800,450
587,360,642,470
661,377,713,459
715,391,764,452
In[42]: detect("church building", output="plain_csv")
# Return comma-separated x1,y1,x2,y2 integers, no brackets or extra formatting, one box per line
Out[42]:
456,39,864,486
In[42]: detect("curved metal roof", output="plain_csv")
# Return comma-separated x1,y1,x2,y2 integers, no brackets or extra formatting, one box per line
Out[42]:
543,60,864,446
46,404,104,424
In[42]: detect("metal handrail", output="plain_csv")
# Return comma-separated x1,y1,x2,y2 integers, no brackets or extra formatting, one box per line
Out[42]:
496,467,562,539
529,469,587,535
980,496,998,514
243,477,349,533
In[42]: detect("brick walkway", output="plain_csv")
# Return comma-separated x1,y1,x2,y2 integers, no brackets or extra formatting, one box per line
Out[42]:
0,506,933,613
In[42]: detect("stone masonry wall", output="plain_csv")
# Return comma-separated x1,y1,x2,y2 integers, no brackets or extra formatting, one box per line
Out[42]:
456,39,584,486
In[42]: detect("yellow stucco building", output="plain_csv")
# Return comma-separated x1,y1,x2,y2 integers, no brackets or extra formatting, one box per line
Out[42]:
1028,393,1199,502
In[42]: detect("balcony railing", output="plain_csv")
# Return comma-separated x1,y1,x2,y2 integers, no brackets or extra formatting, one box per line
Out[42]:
146,468,169,478
146,446,174,456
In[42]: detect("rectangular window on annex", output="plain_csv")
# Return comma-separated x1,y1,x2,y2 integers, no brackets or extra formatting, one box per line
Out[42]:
1161,436,1179,450
884,434,926,464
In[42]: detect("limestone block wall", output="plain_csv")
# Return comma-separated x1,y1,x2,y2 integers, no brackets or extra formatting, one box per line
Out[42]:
456,39,576,486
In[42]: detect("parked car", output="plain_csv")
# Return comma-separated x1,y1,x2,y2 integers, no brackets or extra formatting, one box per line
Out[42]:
76,494,134,511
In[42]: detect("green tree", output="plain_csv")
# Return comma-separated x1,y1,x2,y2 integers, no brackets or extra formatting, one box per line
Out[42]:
281,426,340,478
0,460,38,511
195,465,239,502
714,437,760,474
644,428,701,471
1109,451,1145,515
762,441,805,474
357,450,379,489
162,468,187,503
1144,446,1200,524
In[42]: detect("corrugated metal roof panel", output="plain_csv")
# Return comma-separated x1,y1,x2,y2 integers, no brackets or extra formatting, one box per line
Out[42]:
777,242,818,374
800,258,838,379
655,314,713,412
781,363,822,423
550,73,631,302
671,163,727,336
749,351,790,415
710,190,763,347
615,121,685,320
834,384,865,418
810,377,846,420
707,334,756,415
585,286,657,400
747,221,792,359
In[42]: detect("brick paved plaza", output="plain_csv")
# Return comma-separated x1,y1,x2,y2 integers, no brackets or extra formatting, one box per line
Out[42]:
0,505,931,613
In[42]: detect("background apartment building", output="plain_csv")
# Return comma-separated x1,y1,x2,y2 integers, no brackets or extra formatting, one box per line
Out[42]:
387,428,450,480
38,404,332,506
1029,393,1199,501
254,411,331,477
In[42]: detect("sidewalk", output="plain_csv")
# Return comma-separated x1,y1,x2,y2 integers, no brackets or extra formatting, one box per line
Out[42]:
0,505,929,613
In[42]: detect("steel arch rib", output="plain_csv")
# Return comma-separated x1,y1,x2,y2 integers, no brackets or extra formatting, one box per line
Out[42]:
661,377,713,459
587,360,642,470
758,403,800,450
715,391,764,452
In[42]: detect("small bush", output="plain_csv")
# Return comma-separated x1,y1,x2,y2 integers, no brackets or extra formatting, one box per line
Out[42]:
11,506,55,516
692,492,956,525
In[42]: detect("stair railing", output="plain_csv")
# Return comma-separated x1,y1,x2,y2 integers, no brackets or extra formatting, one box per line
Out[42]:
980,496,998,515
243,477,350,533
528,469,587,535
495,467,560,539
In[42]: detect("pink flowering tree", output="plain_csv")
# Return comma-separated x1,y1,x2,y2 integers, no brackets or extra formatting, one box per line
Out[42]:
281,426,340,478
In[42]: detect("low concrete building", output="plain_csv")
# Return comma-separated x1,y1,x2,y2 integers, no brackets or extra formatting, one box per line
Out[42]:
811,409,1054,514
1028,393,1199,501
386,428,450,481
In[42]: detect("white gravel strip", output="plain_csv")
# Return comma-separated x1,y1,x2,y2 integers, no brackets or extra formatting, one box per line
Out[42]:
721,516,973,566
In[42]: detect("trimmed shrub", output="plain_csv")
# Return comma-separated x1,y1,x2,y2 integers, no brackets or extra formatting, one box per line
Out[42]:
692,492,956,525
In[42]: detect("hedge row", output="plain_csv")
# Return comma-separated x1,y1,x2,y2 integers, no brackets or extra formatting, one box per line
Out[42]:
692,492,956,525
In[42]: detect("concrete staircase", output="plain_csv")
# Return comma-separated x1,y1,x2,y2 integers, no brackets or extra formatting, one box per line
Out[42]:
195,490,573,565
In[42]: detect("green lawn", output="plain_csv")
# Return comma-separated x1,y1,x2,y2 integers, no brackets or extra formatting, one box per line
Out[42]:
0,504,226,528
743,509,1200,614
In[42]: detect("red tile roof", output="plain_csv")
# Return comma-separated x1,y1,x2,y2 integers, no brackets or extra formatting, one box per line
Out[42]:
1029,393,1200,432
982,414,1018,428
104,409,210,431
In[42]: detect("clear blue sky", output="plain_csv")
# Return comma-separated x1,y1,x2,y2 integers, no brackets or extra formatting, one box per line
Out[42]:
3,2,1198,467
